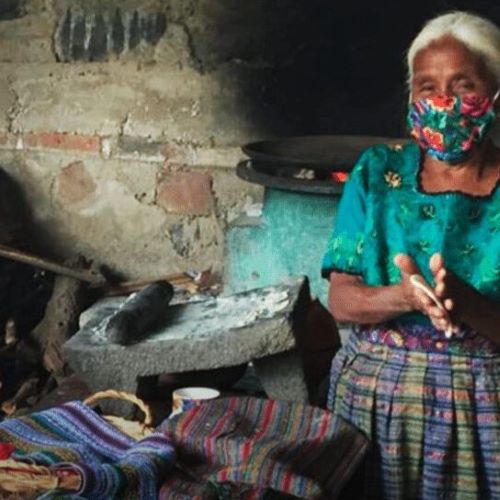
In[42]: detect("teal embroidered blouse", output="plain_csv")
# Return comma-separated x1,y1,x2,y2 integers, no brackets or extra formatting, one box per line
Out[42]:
321,142,500,325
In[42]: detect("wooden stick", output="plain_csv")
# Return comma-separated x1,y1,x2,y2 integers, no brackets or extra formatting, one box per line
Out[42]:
90,272,188,289
0,243,212,294
98,277,198,297
92,270,212,297
0,244,104,285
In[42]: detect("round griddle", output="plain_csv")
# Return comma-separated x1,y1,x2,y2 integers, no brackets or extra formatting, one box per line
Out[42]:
242,135,408,169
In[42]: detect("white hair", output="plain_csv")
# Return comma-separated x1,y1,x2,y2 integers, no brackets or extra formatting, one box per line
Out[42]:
407,11,500,145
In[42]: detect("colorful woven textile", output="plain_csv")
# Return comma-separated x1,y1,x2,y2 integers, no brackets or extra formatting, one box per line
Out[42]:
360,321,500,356
159,396,369,499
0,400,176,499
329,334,500,499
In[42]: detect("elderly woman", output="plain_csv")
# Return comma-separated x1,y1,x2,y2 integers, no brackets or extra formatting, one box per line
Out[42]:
322,11,500,499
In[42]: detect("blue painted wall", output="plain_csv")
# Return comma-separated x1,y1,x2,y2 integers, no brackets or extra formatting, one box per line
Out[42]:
225,187,340,306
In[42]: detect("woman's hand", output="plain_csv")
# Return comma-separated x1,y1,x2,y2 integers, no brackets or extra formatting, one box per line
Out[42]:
430,253,471,325
394,253,454,331
428,253,500,343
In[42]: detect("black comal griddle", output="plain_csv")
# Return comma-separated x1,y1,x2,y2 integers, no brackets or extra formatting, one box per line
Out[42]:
238,135,408,195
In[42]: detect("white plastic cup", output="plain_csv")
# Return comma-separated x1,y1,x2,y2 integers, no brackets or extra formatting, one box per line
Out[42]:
171,387,220,416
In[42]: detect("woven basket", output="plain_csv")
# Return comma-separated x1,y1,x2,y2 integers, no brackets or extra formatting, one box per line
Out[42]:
83,389,154,440
0,390,154,495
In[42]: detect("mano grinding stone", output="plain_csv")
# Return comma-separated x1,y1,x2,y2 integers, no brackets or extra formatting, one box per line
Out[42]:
105,281,174,345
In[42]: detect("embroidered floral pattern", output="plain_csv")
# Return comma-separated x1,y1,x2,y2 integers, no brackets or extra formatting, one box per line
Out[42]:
479,256,500,287
460,243,476,257
396,203,413,227
416,240,431,254
384,170,402,188
420,204,436,219
490,216,500,233
325,233,365,274
468,207,482,221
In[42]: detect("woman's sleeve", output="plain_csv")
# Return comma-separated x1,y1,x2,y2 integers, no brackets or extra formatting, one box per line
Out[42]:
321,155,369,279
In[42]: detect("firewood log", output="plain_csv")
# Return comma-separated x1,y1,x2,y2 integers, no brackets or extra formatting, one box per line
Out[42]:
30,267,88,380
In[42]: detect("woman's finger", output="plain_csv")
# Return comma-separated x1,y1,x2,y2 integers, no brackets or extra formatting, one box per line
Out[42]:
436,268,447,281
429,253,444,276
394,254,420,276
431,317,450,332
413,288,433,309
435,281,446,296
428,305,446,319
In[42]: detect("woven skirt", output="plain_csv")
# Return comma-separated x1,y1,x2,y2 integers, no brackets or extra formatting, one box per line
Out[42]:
328,333,500,500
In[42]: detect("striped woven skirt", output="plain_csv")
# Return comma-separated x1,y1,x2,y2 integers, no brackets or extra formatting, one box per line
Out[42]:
328,332,500,499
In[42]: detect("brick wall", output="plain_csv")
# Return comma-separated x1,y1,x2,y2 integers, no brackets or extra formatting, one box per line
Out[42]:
0,0,280,279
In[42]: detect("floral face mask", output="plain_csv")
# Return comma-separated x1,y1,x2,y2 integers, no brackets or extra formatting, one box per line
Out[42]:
407,92,498,163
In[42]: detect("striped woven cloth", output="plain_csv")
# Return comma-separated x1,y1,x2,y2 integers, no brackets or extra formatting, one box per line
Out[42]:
0,400,176,499
159,396,369,499
329,333,500,499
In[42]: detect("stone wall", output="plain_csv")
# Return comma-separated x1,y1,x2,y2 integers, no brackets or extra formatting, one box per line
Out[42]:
0,0,299,279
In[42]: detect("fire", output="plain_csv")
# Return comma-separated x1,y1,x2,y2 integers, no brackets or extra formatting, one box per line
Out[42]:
329,171,349,183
